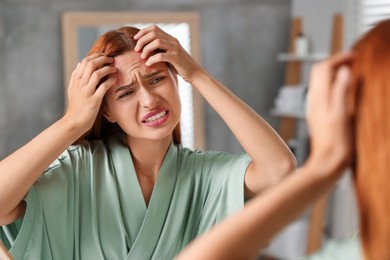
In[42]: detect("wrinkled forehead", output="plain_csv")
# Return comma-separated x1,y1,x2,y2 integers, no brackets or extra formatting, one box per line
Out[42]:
113,50,168,75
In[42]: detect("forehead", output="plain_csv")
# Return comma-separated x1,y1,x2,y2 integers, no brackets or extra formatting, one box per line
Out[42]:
113,51,167,76
114,51,142,68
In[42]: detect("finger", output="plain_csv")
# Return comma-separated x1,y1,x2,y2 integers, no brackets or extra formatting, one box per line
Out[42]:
332,66,352,112
68,61,89,92
94,77,116,99
307,52,353,101
87,65,117,93
140,37,168,60
135,26,170,54
134,24,161,41
317,53,354,99
134,30,159,52
307,53,354,123
326,52,355,68
309,52,354,89
306,61,335,123
307,62,332,108
145,52,170,67
81,56,114,85
74,53,103,80
143,35,180,60
133,25,154,40
69,68,78,88
141,38,171,60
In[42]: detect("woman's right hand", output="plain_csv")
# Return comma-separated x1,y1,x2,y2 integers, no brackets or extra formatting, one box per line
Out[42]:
63,53,117,133
0,53,117,225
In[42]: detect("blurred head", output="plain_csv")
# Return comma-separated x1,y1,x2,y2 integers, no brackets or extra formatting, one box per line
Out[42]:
351,19,390,260
78,26,182,145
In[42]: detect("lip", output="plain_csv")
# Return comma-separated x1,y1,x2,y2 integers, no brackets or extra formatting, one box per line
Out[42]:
141,108,169,127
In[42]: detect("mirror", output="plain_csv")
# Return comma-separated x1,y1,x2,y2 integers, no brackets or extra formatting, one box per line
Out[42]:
61,11,205,150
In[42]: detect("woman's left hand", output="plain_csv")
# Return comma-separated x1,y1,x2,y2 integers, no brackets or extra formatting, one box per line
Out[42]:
306,52,355,175
133,25,202,83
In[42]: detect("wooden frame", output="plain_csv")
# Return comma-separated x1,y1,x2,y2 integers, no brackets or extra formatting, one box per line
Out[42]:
278,17,302,144
61,11,205,150
305,13,344,255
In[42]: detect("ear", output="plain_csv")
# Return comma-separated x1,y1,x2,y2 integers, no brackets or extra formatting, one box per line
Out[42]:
102,104,116,123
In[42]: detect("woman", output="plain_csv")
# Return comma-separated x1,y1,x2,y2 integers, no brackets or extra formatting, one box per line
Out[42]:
310,18,390,260
177,19,390,260
0,26,295,259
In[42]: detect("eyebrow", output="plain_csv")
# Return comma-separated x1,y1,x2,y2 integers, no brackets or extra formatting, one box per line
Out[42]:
114,70,163,93
143,70,163,79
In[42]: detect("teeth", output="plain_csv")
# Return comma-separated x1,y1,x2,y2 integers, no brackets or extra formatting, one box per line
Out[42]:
145,111,166,123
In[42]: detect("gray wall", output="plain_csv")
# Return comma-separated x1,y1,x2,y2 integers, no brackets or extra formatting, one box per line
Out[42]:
0,0,291,158
0,3,6,159
292,0,344,54
291,0,345,84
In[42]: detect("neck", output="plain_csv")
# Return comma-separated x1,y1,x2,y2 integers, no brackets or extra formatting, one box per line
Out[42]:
126,136,173,178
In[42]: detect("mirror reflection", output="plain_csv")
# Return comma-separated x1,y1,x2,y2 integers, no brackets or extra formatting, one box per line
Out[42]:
61,12,204,150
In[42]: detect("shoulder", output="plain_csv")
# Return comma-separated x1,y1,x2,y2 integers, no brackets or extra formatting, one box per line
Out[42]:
176,145,242,159
176,145,251,171
175,145,222,165
33,139,112,195
183,146,249,163
42,139,108,175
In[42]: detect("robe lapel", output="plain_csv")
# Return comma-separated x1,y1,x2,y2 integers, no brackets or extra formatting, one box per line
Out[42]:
126,143,180,260
108,136,147,246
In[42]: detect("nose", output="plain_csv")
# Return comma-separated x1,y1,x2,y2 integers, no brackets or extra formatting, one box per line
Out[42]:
139,86,159,108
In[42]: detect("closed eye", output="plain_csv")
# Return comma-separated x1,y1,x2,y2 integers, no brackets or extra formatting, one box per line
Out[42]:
118,89,134,99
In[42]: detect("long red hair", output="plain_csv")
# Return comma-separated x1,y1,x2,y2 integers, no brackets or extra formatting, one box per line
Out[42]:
75,26,181,144
352,19,390,260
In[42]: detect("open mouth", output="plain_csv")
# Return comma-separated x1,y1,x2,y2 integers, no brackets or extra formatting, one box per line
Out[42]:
142,110,168,123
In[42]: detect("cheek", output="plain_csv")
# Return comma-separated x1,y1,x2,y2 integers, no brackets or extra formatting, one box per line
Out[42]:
117,101,140,122
103,96,116,115
103,97,121,119
170,90,182,113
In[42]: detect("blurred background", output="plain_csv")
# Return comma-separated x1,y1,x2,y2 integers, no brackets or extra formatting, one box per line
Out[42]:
0,0,345,157
1,0,388,258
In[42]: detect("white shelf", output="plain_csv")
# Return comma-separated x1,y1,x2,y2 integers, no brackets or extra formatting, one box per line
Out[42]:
276,53,328,62
270,108,306,119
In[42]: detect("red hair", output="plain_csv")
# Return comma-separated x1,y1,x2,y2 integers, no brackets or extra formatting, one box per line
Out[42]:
76,26,181,145
352,19,390,260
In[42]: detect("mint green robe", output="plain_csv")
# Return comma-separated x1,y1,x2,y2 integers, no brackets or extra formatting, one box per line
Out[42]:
305,237,362,260
1,135,251,259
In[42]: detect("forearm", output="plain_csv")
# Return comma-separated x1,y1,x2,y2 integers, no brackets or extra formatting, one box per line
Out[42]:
177,160,343,260
0,117,83,220
191,70,295,190
178,50,354,260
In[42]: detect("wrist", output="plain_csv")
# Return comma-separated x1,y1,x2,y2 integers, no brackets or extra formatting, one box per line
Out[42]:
57,116,87,140
189,68,212,87
304,153,347,183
